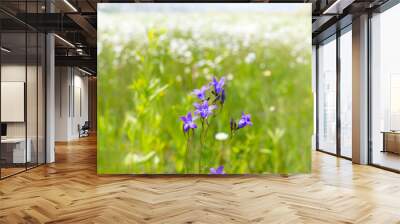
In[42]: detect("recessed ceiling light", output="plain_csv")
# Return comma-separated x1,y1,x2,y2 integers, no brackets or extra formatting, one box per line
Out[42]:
323,0,354,15
78,67,93,76
1,47,11,53
63,0,78,12
54,34,75,48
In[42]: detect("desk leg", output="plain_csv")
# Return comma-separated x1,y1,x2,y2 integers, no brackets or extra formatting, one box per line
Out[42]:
382,133,386,153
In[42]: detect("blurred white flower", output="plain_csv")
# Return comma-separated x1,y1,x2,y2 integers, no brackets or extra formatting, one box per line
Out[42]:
196,60,206,67
183,51,192,59
263,70,272,77
245,52,256,64
269,106,276,112
158,34,167,43
215,132,229,141
192,71,199,79
242,35,251,47
169,39,180,53
134,55,141,62
176,75,182,82
226,73,234,81
214,55,223,64
264,32,272,41
124,151,155,165
206,60,216,69
114,46,122,55
169,38,191,64
184,67,191,74
231,43,240,53
296,56,306,64
153,156,160,165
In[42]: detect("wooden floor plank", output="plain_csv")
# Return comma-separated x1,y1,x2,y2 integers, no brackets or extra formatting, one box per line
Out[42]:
0,135,400,223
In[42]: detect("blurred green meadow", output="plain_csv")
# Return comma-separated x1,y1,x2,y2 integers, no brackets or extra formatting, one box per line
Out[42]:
97,4,313,174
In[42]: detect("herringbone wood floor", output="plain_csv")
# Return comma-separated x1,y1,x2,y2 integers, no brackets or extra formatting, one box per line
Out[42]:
1,135,400,224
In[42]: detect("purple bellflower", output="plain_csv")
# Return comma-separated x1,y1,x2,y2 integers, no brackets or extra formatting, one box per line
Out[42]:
238,112,252,129
220,89,226,104
210,165,225,174
192,85,208,100
211,77,225,95
180,112,197,132
230,118,236,131
194,101,216,119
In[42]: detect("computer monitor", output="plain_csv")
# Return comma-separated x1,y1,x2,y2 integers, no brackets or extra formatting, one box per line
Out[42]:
1,123,7,137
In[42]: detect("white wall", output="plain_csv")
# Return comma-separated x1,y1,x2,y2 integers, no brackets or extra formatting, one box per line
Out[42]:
1,65,26,141
1,65,37,138
1,63,46,164
55,67,89,141
55,67,69,141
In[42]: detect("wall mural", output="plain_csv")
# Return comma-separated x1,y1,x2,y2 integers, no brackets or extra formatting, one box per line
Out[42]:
97,3,313,174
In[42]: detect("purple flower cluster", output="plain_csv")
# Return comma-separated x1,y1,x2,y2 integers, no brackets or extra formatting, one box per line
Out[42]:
194,101,216,119
180,112,197,132
230,112,252,135
211,77,226,105
180,77,226,133
209,165,224,174
211,77,225,95
179,76,253,174
238,113,253,129
192,85,208,101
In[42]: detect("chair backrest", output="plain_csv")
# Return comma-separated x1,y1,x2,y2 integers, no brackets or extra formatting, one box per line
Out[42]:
82,121,90,129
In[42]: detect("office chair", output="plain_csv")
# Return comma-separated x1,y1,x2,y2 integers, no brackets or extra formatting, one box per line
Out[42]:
79,121,90,138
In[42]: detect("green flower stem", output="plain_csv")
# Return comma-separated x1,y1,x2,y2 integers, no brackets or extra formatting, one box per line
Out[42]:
185,130,192,173
199,119,205,173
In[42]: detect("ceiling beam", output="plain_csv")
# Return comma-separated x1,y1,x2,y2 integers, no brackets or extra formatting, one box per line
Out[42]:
323,0,356,14
312,15,335,33
13,13,82,32
67,13,97,46
55,55,96,71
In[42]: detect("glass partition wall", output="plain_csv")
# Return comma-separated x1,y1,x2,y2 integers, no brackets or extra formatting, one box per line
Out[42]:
315,1,400,172
0,4,46,179
317,35,337,154
370,3,400,171
0,30,27,177
339,27,352,158
316,26,352,159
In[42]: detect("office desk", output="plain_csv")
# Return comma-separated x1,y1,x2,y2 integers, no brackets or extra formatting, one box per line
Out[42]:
382,131,400,154
1,138,31,163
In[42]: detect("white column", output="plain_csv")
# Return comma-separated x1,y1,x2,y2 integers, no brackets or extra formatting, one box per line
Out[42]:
352,14,369,164
312,45,317,151
45,33,55,163
46,32,55,163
